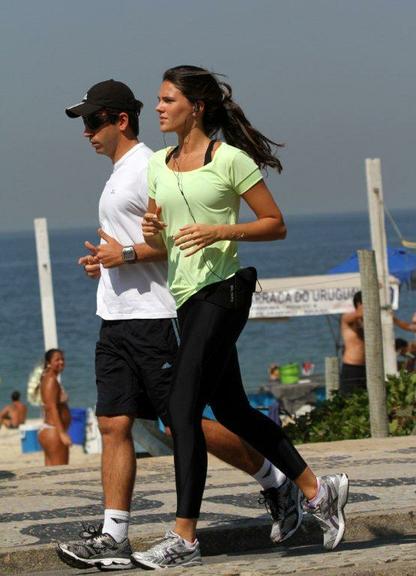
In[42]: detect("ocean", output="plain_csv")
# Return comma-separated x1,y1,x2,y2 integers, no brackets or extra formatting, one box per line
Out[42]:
0,210,415,418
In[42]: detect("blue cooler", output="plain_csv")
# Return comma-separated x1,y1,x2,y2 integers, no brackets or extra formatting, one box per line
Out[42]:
20,425,41,453
69,408,87,445
247,392,277,414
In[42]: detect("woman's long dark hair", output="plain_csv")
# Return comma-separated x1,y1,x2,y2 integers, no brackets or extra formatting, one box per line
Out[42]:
163,65,283,172
44,348,63,368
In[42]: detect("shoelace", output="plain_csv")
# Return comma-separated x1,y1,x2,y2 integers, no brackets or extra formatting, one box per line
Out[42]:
79,522,103,541
258,488,285,521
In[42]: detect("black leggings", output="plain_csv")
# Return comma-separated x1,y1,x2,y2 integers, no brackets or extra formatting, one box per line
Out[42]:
168,279,307,519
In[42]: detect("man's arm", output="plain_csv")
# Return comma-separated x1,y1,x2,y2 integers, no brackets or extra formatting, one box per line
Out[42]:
94,228,167,269
78,231,167,276
0,405,10,419
394,316,416,333
341,307,363,326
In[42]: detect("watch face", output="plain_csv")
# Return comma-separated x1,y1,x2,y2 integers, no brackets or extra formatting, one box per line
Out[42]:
122,246,136,262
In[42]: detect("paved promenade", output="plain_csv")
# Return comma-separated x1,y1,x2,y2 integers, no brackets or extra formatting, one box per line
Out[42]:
0,430,415,575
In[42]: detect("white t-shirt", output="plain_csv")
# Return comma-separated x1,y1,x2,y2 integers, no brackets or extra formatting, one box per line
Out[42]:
96,142,176,320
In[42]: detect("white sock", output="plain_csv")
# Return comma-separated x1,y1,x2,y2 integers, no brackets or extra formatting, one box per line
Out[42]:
173,531,198,548
103,509,130,543
307,478,327,507
253,459,287,490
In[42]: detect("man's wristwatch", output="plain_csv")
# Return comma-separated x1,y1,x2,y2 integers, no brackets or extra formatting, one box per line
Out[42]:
122,245,137,263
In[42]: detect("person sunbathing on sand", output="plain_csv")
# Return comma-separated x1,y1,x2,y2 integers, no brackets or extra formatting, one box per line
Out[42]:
0,390,27,429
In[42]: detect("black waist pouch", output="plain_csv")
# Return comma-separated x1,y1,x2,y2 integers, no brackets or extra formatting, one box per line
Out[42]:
192,267,257,310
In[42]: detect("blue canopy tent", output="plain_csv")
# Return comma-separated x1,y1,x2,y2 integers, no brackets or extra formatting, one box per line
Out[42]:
328,247,416,290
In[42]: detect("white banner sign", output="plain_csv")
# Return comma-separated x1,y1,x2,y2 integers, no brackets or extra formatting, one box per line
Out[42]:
249,273,399,319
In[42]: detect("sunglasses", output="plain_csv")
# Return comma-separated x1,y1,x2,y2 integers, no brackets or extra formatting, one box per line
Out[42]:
82,111,119,131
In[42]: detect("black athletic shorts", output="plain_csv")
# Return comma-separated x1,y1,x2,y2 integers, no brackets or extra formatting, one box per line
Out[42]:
95,318,179,422
340,363,366,396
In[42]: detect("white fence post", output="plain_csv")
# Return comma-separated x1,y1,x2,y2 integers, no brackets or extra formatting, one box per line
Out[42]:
34,218,58,350
365,158,397,377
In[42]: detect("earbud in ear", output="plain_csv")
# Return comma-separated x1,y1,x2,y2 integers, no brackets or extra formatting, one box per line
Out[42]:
193,103,199,113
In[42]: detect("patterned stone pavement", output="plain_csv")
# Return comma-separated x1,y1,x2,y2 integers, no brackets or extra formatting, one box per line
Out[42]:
30,539,416,576
0,436,415,574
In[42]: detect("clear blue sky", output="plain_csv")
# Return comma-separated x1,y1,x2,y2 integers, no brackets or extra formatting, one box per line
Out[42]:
0,0,415,231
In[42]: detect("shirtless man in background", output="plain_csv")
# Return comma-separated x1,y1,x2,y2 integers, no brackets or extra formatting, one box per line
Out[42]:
340,291,366,395
0,391,27,428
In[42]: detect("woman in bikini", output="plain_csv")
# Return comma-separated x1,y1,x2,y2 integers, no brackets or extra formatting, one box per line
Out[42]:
38,348,72,465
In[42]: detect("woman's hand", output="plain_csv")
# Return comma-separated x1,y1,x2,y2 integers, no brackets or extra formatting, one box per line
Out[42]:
142,207,166,238
60,431,72,447
174,223,223,257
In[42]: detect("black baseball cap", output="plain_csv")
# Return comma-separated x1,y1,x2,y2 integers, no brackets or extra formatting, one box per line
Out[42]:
65,79,143,118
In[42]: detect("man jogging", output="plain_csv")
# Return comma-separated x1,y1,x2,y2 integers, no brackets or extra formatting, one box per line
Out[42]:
57,79,302,571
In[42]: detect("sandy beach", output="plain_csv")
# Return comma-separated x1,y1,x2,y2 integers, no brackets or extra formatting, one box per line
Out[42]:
0,420,101,470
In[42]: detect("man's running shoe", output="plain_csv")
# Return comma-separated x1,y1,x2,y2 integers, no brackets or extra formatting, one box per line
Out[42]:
131,530,202,570
304,473,349,551
259,478,303,543
56,523,133,570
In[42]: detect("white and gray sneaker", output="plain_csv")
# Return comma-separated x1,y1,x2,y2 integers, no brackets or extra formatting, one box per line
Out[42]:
56,523,133,570
131,530,202,570
304,473,349,551
259,478,303,543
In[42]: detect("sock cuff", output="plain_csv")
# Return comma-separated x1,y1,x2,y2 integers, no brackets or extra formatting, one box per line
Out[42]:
253,459,287,490
253,459,272,481
105,509,130,518
173,532,198,548
103,509,130,543
307,478,325,507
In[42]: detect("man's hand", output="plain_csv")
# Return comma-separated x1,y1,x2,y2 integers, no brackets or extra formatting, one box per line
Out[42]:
78,241,100,279
78,231,125,271
79,254,101,278
95,228,125,268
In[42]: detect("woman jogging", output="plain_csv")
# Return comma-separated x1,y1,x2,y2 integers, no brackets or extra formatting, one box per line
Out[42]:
132,65,349,569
